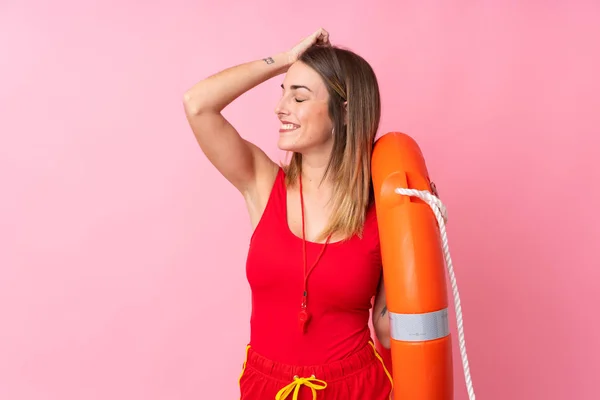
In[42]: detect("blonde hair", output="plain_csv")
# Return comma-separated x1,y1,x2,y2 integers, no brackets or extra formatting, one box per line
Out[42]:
283,45,381,242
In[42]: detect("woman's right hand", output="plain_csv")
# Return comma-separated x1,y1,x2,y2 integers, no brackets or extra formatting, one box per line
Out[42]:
287,28,331,64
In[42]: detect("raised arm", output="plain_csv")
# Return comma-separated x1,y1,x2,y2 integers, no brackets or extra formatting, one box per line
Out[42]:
182,28,331,197
182,53,290,195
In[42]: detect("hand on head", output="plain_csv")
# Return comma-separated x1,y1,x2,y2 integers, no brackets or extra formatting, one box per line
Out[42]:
288,28,331,64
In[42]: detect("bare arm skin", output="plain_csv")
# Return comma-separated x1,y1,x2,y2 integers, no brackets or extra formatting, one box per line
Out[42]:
182,53,291,196
183,29,331,227
373,275,391,349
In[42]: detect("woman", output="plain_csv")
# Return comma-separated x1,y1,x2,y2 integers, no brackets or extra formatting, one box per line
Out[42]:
183,28,392,400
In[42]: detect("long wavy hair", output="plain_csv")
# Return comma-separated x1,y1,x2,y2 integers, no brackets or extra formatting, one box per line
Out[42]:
283,45,381,242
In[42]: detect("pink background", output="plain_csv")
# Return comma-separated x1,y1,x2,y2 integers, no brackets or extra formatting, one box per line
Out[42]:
1,1,599,399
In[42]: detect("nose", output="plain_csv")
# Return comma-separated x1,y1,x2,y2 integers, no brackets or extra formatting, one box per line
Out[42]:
274,96,290,116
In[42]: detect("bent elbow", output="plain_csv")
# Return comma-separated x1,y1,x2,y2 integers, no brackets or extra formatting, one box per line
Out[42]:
374,321,391,349
376,331,391,350
183,91,203,116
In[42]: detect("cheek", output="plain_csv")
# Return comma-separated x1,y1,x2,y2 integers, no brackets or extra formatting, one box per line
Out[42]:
298,104,332,132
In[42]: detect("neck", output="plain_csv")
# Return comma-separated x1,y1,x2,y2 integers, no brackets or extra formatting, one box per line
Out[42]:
300,154,333,191
298,138,334,186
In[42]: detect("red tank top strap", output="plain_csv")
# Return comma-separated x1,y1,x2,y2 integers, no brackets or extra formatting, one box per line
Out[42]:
249,167,286,244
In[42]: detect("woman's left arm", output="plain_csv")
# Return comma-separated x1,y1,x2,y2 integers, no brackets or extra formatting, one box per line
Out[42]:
372,275,391,349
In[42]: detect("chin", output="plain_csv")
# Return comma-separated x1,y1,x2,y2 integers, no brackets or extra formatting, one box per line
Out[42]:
277,145,305,155
277,130,330,153
277,135,303,153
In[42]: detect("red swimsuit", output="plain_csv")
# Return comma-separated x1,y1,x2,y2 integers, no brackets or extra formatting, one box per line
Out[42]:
240,167,392,399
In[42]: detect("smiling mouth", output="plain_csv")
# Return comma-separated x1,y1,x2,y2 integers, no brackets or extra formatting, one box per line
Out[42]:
279,123,300,132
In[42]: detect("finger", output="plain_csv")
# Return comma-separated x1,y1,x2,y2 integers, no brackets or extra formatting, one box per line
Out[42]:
316,31,329,45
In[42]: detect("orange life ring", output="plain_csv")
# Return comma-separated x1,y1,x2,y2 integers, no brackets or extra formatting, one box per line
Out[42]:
372,131,457,399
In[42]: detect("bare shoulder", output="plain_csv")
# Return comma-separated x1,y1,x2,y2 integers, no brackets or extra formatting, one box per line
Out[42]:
242,146,280,229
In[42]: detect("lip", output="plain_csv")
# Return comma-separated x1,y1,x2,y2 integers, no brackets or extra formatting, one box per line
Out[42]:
279,121,301,133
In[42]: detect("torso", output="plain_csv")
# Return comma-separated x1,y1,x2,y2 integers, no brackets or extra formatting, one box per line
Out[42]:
285,176,346,244
244,167,383,365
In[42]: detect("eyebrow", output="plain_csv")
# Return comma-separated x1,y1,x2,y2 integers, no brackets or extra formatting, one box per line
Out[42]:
281,84,312,92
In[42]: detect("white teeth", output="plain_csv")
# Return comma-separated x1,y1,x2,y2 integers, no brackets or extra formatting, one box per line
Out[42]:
281,123,299,130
